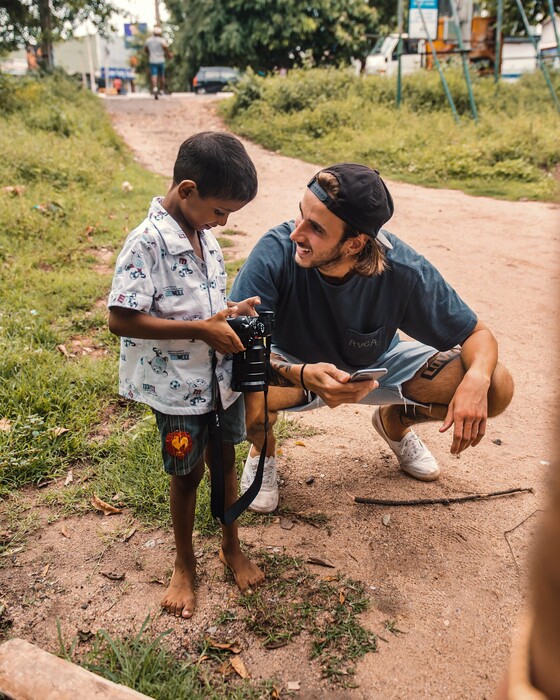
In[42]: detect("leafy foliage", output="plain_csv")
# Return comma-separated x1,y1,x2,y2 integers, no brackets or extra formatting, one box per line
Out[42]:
221,67,560,201
166,0,379,88
480,0,560,36
0,0,118,66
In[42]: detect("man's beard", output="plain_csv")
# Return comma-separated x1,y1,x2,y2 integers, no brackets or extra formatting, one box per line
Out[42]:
294,241,347,273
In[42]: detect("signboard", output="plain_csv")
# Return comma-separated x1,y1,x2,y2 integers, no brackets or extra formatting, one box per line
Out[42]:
124,23,148,50
408,0,439,40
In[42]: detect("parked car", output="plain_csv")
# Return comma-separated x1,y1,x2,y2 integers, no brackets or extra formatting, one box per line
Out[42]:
192,66,240,94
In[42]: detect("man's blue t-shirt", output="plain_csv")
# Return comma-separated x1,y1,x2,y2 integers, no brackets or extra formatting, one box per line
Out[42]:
230,222,477,372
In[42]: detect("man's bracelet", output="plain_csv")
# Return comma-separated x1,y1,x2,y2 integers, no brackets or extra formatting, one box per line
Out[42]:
300,364,308,393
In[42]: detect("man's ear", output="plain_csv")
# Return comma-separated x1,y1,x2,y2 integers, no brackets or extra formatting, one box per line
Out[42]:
177,180,197,200
346,233,368,256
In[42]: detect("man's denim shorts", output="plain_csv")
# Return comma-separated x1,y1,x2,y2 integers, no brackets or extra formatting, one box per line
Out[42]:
153,397,246,476
273,337,440,413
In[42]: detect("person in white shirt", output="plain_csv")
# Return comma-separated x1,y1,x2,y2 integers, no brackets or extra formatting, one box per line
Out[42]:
144,25,172,98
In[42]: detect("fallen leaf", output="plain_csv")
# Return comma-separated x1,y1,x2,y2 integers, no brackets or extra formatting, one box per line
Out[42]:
148,577,165,585
294,441,306,447
84,225,95,240
52,426,69,438
60,528,70,539
122,181,133,192
123,526,137,542
0,418,11,432
230,655,250,679
218,659,234,676
271,687,281,700
306,556,335,568
91,494,123,516
64,470,73,486
206,638,241,653
382,514,391,527
339,590,345,604
41,564,50,577
280,517,294,530
287,680,301,691
101,571,125,581
57,344,70,358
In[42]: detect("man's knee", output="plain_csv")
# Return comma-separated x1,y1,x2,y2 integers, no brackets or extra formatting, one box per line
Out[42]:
488,363,514,417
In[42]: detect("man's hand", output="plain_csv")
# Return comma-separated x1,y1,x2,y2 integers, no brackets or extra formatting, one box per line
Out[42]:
227,296,261,317
439,369,490,454
303,362,379,408
199,307,245,354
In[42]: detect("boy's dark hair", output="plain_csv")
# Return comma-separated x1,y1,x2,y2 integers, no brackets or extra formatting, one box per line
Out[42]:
173,131,258,202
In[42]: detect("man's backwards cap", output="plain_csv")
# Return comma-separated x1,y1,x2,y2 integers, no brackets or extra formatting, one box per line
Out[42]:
307,163,394,248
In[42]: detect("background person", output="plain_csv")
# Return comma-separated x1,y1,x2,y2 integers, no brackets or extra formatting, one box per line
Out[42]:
230,162,514,513
108,132,263,618
144,25,172,98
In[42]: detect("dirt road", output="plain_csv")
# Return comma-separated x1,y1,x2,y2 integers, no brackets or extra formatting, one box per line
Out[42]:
103,93,560,698
4,92,558,699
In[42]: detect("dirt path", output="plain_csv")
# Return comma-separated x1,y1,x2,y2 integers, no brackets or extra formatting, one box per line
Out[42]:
3,93,559,699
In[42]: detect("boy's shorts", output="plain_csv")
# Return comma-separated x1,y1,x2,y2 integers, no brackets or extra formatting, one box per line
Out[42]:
274,338,441,413
153,397,246,476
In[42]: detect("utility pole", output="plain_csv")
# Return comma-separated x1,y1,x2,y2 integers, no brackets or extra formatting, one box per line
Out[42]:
155,0,161,26
494,0,503,83
396,0,404,107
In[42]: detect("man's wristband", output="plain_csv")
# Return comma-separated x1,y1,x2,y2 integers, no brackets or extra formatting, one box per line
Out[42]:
300,364,308,393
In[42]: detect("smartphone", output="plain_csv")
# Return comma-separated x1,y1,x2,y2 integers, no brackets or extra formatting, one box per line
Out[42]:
348,368,388,383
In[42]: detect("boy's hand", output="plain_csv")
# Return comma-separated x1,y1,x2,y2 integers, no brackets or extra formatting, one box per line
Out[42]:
227,296,260,318
200,307,245,354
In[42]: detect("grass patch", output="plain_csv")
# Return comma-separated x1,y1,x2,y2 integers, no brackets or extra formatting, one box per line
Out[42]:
58,616,276,699
217,552,377,686
221,67,560,202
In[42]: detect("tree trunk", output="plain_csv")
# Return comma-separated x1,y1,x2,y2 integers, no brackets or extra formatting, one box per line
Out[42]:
38,0,54,69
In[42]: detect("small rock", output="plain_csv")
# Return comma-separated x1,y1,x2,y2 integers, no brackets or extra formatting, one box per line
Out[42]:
280,517,294,530
492,438,502,446
305,476,315,485
382,514,391,527
206,626,218,635
443,619,450,627
287,680,301,691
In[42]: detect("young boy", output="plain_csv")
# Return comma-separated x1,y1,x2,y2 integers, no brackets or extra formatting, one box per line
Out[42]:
108,131,264,618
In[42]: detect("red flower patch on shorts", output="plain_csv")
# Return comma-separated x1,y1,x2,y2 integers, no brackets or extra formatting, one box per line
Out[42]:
165,431,193,459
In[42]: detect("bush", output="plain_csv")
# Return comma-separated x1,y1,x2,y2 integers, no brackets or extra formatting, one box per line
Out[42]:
222,66,560,201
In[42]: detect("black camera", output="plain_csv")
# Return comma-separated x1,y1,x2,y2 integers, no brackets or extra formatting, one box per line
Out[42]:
227,311,274,392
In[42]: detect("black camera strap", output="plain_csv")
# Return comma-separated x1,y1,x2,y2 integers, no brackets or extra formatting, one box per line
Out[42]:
208,390,269,526
208,353,270,526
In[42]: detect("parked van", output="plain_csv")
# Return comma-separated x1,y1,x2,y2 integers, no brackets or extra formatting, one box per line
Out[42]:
364,35,425,76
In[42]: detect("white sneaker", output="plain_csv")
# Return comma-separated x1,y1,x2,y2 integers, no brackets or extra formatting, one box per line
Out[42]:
240,448,279,513
372,407,440,482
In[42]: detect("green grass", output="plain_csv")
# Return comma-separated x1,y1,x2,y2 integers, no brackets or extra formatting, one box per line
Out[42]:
58,616,276,699
221,67,560,202
221,552,377,686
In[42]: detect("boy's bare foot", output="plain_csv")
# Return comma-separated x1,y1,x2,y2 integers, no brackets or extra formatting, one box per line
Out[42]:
219,547,265,593
161,563,196,618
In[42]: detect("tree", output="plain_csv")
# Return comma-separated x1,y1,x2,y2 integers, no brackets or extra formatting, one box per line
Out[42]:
473,0,559,36
0,0,118,67
166,0,379,88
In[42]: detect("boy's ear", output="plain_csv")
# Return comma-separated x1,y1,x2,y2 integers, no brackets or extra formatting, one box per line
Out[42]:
177,180,197,199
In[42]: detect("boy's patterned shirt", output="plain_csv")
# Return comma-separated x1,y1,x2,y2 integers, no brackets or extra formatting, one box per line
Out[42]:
108,197,238,415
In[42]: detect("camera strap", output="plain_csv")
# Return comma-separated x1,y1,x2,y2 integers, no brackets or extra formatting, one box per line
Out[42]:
208,389,269,526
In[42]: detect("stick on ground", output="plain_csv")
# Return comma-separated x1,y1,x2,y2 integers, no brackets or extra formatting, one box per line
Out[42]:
354,487,534,507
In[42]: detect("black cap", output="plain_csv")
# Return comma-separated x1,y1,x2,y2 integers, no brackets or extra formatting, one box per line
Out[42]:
307,163,394,247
